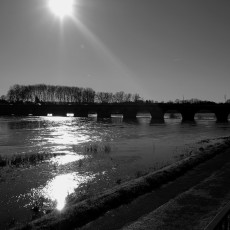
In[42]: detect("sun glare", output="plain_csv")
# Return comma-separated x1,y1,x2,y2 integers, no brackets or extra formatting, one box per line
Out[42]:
48,0,75,20
33,173,94,211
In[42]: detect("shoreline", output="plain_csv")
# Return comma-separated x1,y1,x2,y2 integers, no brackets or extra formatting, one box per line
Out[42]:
14,136,230,230
122,148,230,230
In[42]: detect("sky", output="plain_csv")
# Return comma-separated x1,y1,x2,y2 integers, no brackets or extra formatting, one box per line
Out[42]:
0,0,230,102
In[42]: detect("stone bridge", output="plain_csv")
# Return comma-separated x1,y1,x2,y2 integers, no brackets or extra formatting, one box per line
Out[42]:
149,103,230,122
0,103,229,122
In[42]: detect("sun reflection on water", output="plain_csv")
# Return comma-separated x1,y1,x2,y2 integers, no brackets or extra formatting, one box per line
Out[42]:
50,154,85,165
37,116,94,157
26,117,98,211
33,172,94,211
49,130,90,145
41,117,91,146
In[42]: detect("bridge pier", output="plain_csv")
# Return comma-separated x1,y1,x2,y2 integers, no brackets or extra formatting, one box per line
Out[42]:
0,105,12,115
33,107,48,116
122,109,138,119
32,110,47,116
215,111,229,122
97,110,111,118
74,111,88,117
149,105,165,122
180,109,196,122
12,105,29,116
29,105,45,116
72,105,88,117
52,112,67,117
73,109,88,117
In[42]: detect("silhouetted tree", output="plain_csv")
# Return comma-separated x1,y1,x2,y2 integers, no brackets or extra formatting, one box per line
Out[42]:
0,95,6,101
132,93,141,102
5,84,95,104
5,84,144,104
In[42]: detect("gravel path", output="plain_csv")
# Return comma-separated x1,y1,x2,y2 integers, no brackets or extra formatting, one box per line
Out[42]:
121,151,230,230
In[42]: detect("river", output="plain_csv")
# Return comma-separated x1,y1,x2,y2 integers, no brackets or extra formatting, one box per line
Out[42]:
0,114,230,228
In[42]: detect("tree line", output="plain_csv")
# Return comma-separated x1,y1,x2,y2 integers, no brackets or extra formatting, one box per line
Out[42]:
3,84,141,104
1,84,227,105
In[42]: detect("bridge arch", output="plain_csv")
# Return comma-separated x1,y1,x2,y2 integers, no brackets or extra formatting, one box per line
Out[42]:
194,110,216,121
136,112,151,118
151,104,197,122
164,110,182,120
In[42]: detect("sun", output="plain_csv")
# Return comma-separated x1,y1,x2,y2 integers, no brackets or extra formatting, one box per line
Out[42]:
48,0,75,20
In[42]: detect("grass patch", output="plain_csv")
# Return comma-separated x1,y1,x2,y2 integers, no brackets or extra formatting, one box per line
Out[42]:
84,143,112,154
0,152,65,168
173,146,194,161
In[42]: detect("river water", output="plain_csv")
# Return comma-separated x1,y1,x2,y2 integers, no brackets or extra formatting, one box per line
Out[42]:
0,114,230,227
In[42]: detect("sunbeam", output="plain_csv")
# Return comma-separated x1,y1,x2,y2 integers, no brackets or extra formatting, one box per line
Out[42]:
46,0,139,92
70,16,135,84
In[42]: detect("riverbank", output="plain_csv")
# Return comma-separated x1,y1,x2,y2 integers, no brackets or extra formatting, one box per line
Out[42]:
122,150,230,230
14,136,230,230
